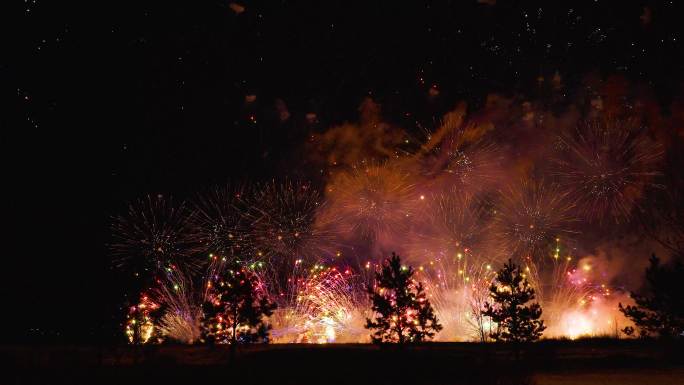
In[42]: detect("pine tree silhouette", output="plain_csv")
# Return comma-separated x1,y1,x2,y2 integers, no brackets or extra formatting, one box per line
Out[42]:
483,259,545,342
365,253,442,343
201,265,276,345
619,254,684,338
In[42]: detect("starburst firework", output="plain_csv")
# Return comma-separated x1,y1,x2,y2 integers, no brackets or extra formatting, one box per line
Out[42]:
553,119,663,223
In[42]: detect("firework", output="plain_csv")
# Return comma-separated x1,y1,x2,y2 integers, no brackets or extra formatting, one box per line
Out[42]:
413,255,496,341
523,240,626,339
491,180,577,261
325,161,417,243
419,138,503,197
553,119,663,223
192,185,253,262
110,195,200,274
523,246,591,329
199,265,276,344
406,110,503,195
108,92,673,344
154,265,203,344
125,293,161,344
158,310,202,344
442,139,502,190
249,180,339,263
268,266,368,343
406,190,487,262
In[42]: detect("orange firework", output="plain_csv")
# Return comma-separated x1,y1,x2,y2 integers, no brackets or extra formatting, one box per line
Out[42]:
406,189,488,262
491,180,578,261
325,161,417,243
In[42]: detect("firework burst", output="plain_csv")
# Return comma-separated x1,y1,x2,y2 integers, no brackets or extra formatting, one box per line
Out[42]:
413,254,496,341
409,113,503,195
249,180,338,263
423,138,503,197
524,241,625,339
192,185,253,262
325,161,417,243
154,265,203,344
268,265,368,343
553,119,663,223
442,140,502,190
406,190,487,262
110,195,200,274
492,180,577,261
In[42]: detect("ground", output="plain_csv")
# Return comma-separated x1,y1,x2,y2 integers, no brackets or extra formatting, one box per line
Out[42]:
4,340,684,384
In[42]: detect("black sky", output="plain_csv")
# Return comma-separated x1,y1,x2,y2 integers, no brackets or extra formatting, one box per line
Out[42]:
9,1,684,342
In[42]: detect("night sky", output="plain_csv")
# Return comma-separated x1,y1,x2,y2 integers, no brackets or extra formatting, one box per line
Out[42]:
10,1,684,342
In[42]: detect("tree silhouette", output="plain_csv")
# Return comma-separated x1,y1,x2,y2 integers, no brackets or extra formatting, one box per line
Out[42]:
483,259,545,342
638,141,684,257
468,289,491,343
201,265,276,345
619,254,684,338
365,253,442,343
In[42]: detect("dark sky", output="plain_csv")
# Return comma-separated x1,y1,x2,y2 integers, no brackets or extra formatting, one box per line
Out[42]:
9,1,684,342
